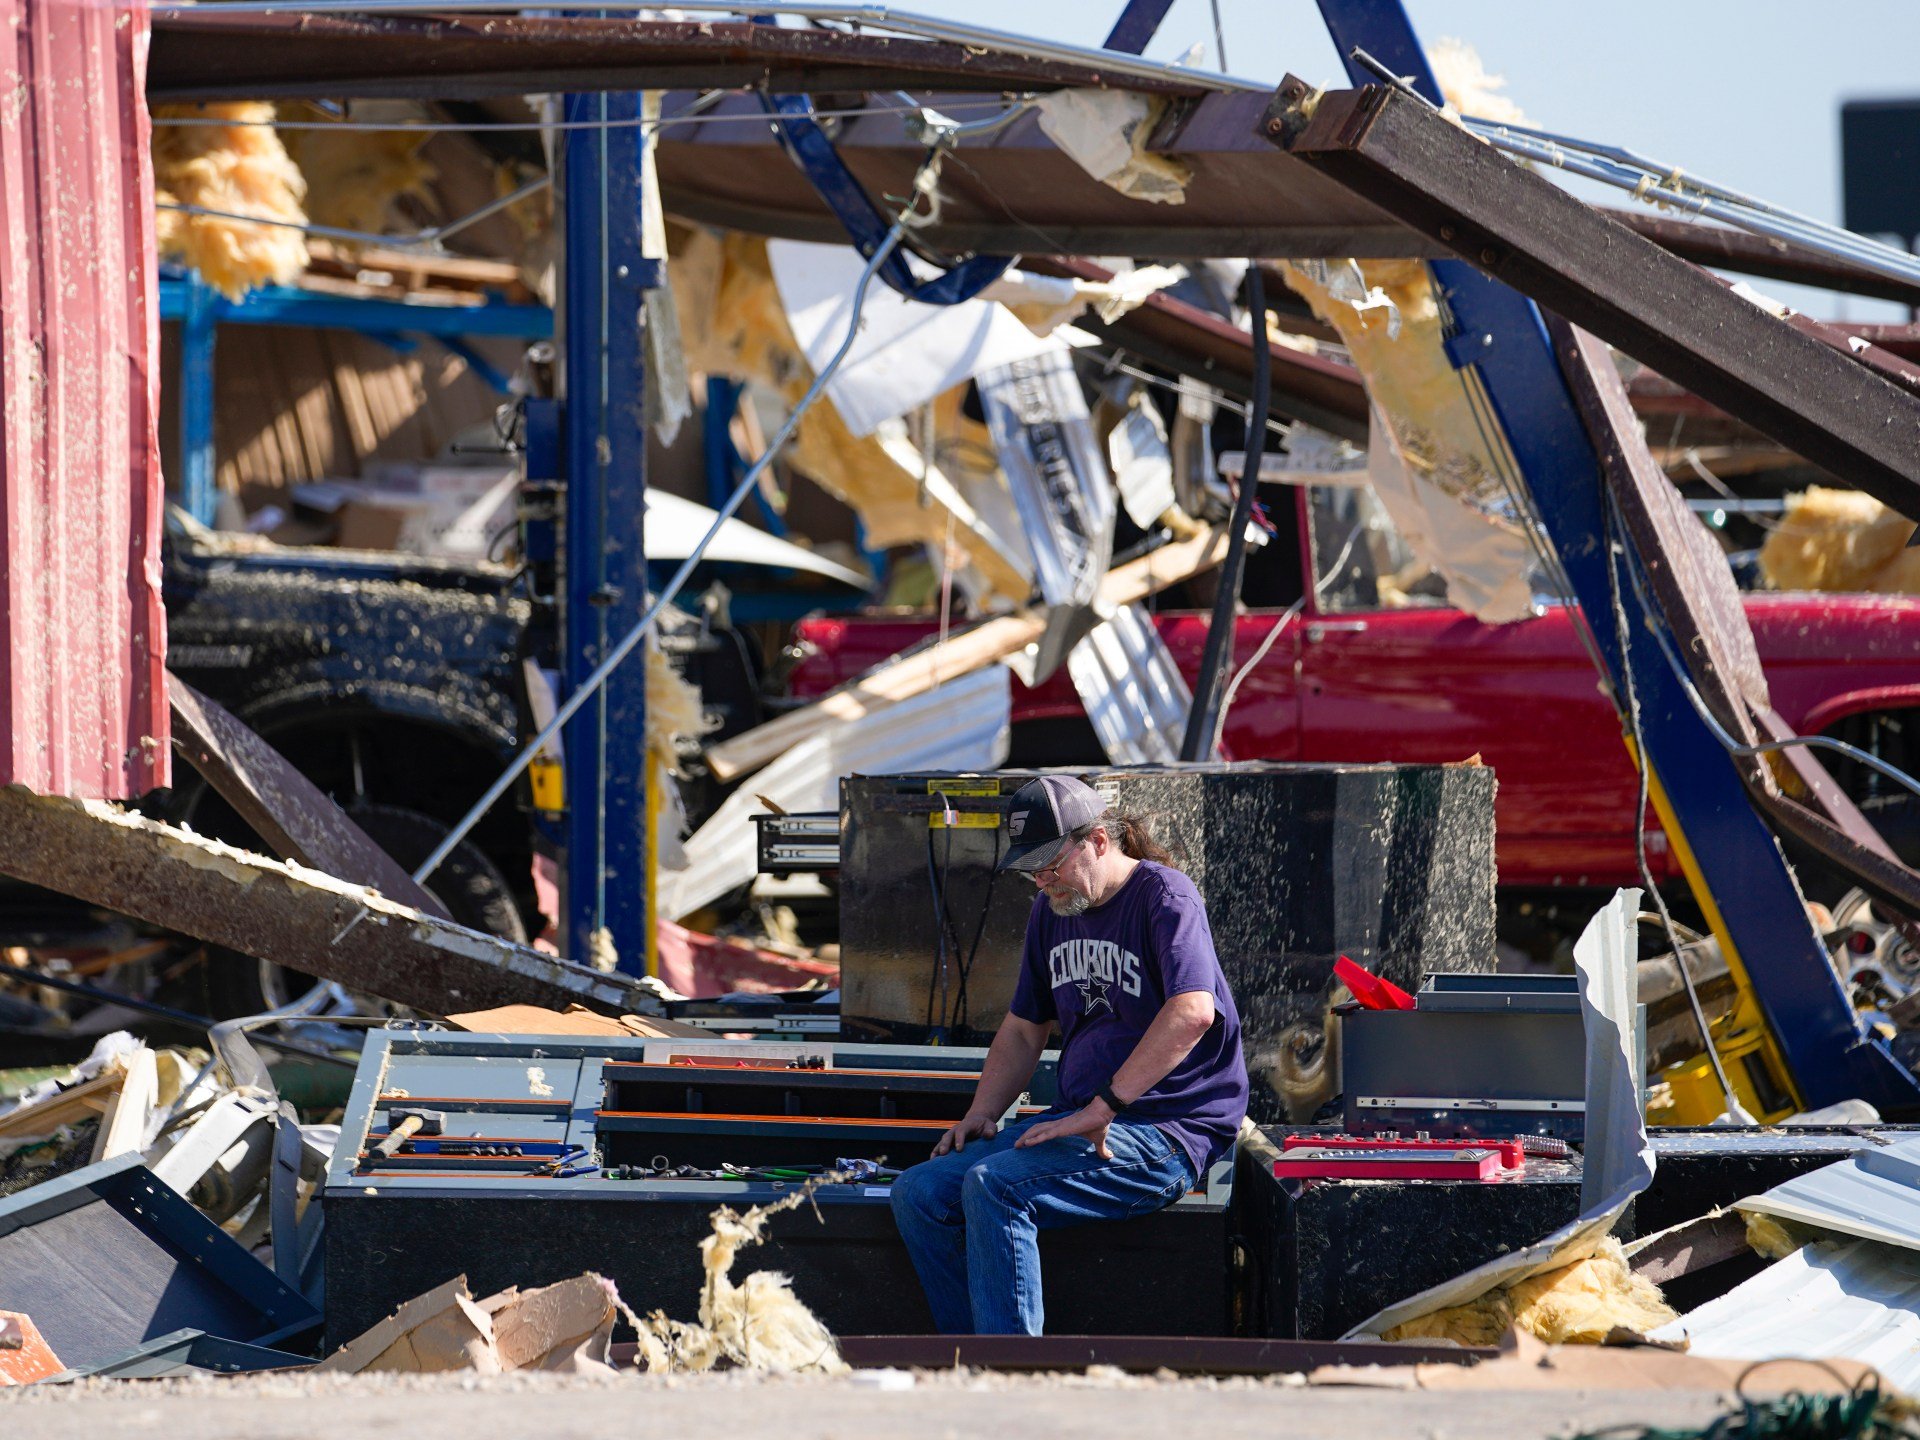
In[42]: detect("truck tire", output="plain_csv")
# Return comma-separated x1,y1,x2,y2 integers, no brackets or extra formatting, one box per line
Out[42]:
203,803,528,1018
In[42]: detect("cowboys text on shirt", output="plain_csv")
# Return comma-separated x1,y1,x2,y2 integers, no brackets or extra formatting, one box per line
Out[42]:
1047,937,1143,1016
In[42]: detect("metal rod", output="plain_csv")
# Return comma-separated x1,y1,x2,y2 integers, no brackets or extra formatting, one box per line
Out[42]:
151,2,1267,94
1469,127,1920,290
1180,262,1270,761
158,173,551,253
1350,46,1920,290
411,221,909,890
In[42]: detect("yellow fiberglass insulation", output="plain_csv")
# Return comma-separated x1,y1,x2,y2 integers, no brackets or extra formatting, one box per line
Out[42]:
1743,1210,1810,1261
1759,487,1920,594
1430,37,1529,126
667,224,1030,602
152,103,309,300
637,1186,846,1374
645,645,712,773
282,115,437,242
1383,1239,1677,1347
1278,258,1540,623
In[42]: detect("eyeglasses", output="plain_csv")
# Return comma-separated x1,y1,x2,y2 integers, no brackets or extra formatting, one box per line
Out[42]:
1026,836,1087,886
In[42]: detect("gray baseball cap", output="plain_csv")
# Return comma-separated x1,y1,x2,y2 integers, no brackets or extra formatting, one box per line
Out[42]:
999,775,1109,873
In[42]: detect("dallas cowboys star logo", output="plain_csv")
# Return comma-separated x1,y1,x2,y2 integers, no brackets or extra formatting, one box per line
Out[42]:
1075,974,1114,1017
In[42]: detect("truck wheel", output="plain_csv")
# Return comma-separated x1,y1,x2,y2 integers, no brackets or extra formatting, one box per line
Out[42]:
203,804,528,1018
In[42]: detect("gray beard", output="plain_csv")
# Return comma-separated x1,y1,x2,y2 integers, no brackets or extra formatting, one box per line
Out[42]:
1047,890,1091,917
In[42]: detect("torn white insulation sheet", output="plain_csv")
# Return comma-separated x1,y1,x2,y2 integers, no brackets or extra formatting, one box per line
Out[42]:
982,264,1185,338
1033,89,1190,205
768,240,1089,437
1347,889,1654,1338
657,666,1010,922
645,489,868,586
1067,603,1194,766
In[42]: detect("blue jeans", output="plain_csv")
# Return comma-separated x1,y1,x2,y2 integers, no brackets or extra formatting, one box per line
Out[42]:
889,1109,1195,1335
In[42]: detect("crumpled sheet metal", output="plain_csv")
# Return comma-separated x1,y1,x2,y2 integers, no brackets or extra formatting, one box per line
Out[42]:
1279,259,1540,624
1348,889,1655,1339
1736,1133,1920,1253
1067,603,1194,766
1651,1239,1920,1396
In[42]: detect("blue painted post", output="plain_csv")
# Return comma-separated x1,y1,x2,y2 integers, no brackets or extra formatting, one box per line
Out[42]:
179,273,218,527
1312,0,1920,1112
560,91,651,971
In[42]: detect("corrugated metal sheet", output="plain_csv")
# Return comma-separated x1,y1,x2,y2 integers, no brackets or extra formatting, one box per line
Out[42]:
0,0,168,797
1740,1134,1920,1252
1068,602,1193,765
1652,1240,1920,1395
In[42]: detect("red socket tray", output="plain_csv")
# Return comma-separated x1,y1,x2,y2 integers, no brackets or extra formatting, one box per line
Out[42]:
1280,1132,1527,1170
1273,1146,1507,1182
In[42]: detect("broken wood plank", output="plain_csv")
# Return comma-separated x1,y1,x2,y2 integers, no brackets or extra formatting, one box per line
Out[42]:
707,525,1230,782
169,677,452,920
0,1070,125,1142
90,1047,156,1164
0,787,657,1019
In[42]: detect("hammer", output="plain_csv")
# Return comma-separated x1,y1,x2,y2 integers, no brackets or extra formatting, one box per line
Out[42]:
372,1106,445,1160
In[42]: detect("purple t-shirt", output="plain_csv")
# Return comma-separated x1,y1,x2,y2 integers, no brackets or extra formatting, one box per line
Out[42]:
1008,860,1248,1178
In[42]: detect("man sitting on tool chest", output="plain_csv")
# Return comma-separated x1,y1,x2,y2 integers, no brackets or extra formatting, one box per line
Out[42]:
891,775,1248,1335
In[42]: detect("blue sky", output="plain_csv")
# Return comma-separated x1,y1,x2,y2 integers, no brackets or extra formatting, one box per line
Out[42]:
902,1,1920,320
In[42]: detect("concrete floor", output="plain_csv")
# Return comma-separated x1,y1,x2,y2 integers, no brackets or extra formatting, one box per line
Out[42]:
0,1369,1740,1440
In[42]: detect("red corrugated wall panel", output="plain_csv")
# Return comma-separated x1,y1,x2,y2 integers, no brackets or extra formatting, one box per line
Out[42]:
0,0,168,798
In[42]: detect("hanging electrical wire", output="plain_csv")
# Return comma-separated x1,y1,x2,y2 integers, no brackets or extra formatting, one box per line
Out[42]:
408,135,962,894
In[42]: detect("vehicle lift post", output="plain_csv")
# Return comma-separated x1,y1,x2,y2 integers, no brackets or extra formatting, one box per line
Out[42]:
556,90,654,973
1308,0,1920,1117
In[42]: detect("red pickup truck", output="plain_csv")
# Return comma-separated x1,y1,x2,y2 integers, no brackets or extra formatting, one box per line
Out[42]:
785,481,1920,910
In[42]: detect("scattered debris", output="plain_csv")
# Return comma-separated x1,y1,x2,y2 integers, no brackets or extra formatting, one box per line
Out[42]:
319,1273,617,1375
636,1184,848,1375
0,1312,64,1387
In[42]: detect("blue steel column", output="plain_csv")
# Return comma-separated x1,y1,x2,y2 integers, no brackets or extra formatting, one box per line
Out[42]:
1313,0,1920,1112
179,273,218,527
560,91,650,970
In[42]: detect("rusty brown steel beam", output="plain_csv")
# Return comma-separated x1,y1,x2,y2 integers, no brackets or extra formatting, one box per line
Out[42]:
147,12,1208,102
657,89,1430,261
169,677,452,921
0,786,658,1018
1275,82,1920,522
1608,210,1920,311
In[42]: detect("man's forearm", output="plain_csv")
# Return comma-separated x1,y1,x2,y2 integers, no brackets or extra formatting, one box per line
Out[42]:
1108,993,1216,1107
967,1017,1049,1121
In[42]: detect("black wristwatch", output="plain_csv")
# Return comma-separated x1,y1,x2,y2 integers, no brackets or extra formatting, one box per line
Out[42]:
1097,1082,1129,1116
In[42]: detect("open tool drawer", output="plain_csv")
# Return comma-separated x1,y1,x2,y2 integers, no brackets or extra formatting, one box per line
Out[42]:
594,1061,982,1172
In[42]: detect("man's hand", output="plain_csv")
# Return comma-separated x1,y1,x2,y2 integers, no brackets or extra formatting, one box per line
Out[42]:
933,1111,1000,1157
1014,1100,1115,1159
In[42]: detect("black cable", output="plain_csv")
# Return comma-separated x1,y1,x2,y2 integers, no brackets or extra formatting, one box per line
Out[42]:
3,963,358,1069
1180,261,1271,760
924,816,951,1034
1602,497,1742,1115
951,828,1004,1035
